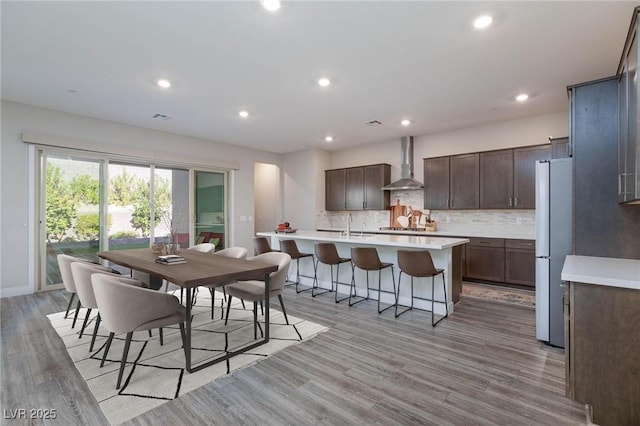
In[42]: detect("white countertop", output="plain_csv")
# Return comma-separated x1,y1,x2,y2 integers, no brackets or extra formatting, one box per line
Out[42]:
561,255,640,290
258,230,469,250
316,224,534,240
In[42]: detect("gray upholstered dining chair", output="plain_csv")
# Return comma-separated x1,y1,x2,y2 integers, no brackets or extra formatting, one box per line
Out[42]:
70,261,141,352
57,254,97,326
201,246,249,319
92,273,187,389
172,242,217,303
224,252,291,339
188,242,216,253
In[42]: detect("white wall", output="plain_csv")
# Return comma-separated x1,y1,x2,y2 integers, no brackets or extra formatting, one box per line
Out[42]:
330,111,568,183
254,163,280,233
0,101,282,295
282,148,331,230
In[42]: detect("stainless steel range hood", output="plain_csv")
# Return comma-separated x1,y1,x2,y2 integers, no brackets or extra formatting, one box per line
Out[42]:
381,136,424,190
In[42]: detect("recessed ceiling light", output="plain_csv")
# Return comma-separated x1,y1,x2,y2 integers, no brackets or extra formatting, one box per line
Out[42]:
157,79,171,88
325,136,334,142
515,93,529,102
238,110,249,118
318,77,331,87
260,0,281,12
401,119,411,126
473,15,493,30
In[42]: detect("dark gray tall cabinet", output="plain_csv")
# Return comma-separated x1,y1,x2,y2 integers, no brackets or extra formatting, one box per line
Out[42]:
569,77,640,258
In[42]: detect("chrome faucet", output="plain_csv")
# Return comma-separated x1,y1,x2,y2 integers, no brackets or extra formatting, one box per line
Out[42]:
346,212,352,236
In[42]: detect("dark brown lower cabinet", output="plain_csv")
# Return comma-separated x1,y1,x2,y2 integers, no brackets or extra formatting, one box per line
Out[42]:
464,238,505,282
566,282,640,426
463,238,534,287
504,239,535,287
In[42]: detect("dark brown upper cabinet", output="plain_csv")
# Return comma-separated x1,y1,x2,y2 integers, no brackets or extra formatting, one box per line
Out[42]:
425,144,550,211
325,168,347,211
480,149,514,209
480,145,550,209
362,164,390,210
450,153,480,209
345,168,365,210
424,156,450,209
513,145,551,208
325,164,390,211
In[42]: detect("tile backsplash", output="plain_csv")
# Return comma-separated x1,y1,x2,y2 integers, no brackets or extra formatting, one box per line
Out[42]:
316,190,535,238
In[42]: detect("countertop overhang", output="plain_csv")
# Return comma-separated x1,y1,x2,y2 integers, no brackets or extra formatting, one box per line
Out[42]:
316,226,534,240
561,255,640,290
259,230,469,250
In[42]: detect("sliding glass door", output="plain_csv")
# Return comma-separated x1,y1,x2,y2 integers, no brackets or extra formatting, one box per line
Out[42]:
194,171,226,250
38,148,226,290
41,153,104,288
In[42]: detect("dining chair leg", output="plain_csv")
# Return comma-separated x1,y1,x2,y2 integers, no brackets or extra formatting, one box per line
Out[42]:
278,294,290,325
179,323,187,364
253,302,258,340
79,308,92,338
148,330,153,338
65,293,76,319
89,313,101,352
71,301,82,328
101,332,115,367
159,328,164,346
116,332,133,389
260,301,263,316
209,288,216,320
224,295,233,325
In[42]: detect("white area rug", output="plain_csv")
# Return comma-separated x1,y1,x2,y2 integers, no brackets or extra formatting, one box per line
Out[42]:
47,290,328,425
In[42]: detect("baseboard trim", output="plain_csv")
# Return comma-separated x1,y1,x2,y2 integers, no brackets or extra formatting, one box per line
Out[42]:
0,285,34,298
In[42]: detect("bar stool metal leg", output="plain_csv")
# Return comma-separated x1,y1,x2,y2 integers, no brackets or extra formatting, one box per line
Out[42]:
312,258,332,297
395,271,415,318
432,272,449,327
348,263,368,306
377,266,396,314
294,257,313,294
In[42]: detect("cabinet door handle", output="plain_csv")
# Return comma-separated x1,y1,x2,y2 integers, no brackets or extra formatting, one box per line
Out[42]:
509,197,513,207
619,174,625,195
514,197,518,207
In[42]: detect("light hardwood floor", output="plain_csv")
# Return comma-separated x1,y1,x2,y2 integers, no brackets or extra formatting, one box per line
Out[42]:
1,286,586,425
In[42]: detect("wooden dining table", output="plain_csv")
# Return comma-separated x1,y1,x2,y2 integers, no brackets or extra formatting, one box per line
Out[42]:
97,248,278,373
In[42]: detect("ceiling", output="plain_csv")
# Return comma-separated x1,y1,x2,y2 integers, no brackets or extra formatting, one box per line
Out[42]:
1,1,635,154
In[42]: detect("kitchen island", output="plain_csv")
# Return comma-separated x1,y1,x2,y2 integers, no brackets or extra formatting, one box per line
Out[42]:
258,230,469,314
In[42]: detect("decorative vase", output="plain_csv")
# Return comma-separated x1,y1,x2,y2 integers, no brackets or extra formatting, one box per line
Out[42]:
166,243,180,255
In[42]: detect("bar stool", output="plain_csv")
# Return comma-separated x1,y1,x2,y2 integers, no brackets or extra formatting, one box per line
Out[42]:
313,242,352,302
279,239,314,293
396,249,448,327
253,236,274,255
350,246,396,313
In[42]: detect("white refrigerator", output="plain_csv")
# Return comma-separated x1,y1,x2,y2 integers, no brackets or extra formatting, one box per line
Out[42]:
535,158,573,348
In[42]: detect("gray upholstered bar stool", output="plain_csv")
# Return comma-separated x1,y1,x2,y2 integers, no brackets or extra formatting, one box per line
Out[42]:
279,239,314,293
313,242,351,302
350,246,396,313
396,249,448,327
